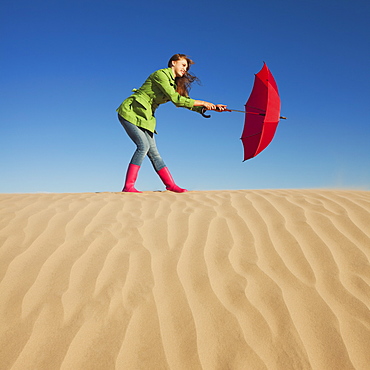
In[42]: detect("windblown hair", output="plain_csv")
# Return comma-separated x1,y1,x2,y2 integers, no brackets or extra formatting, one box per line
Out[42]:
168,54,200,97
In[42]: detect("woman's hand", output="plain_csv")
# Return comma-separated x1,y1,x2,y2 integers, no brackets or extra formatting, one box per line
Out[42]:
199,101,216,110
193,100,230,111
202,102,230,112
214,104,230,112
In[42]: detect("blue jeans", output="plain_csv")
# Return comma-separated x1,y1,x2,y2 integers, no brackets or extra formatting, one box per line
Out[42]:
118,114,166,171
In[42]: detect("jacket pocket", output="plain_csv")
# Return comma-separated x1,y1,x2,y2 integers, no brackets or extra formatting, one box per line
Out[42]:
132,94,152,120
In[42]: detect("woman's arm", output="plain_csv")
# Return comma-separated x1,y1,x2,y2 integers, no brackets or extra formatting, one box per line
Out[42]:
152,70,228,111
152,70,195,108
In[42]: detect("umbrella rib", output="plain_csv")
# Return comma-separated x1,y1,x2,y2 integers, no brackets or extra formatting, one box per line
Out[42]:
240,132,262,139
229,109,286,119
246,106,266,113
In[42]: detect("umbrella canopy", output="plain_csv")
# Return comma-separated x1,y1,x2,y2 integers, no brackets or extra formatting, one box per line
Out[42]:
241,63,284,161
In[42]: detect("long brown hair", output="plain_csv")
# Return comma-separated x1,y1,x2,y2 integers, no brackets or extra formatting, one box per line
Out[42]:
168,54,199,97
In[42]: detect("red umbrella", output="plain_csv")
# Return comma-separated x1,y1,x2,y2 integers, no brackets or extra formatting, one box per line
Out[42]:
240,63,286,161
200,62,286,161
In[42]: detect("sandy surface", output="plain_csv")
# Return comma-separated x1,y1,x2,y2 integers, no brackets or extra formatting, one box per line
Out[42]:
0,189,369,369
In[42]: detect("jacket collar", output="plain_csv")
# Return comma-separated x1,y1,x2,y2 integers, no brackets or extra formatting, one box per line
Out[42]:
167,67,175,80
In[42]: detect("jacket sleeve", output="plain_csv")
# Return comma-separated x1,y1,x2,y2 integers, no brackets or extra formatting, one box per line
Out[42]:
152,70,195,109
190,105,204,113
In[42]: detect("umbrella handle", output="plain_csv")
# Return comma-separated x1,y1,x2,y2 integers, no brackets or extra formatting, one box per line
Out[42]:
201,108,211,118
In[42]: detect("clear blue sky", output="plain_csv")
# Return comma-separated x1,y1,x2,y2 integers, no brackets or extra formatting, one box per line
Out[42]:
1,0,369,192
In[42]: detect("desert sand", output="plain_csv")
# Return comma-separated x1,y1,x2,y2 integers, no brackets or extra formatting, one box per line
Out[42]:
0,189,369,370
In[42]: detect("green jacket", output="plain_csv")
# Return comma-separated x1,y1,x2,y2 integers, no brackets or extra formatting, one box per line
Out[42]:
116,67,203,133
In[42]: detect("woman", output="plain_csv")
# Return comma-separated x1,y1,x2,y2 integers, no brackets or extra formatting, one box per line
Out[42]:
117,53,228,193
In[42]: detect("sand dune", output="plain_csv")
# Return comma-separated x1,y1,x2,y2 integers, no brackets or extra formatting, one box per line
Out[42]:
0,189,369,369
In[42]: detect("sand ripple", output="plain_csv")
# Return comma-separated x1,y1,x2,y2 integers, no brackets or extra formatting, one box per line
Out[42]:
0,190,369,369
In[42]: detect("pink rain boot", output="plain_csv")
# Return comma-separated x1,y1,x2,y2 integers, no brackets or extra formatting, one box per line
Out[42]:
122,164,142,193
157,167,187,193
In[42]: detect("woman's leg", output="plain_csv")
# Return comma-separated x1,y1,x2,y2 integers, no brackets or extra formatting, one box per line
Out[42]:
119,115,151,192
144,132,187,192
144,131,166,172
119,115,150,166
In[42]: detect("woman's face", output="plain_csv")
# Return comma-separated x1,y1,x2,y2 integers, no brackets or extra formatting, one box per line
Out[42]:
171,58,188,77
